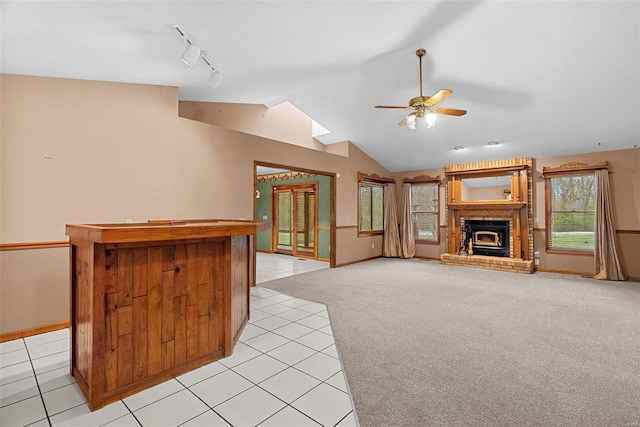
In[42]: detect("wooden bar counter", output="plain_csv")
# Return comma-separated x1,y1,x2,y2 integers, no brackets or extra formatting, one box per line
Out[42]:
66,219,270,410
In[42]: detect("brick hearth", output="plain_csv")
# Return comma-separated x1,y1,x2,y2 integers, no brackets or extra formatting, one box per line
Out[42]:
441,253,535,274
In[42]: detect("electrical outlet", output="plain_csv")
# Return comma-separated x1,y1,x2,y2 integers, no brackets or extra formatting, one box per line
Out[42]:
125,219,133,223
535,259,540,266
371,243,375,248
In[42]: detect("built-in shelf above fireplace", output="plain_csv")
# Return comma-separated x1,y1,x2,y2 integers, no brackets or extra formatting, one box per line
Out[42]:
442,157,534,274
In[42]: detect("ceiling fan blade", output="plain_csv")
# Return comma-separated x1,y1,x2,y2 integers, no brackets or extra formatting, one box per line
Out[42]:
431,107,467,116
425,89,452,106
375,105,412,109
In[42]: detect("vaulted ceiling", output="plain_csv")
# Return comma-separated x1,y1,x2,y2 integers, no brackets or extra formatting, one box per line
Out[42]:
2,1,638,171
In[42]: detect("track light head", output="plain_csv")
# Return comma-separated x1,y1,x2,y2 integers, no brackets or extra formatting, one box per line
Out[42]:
175,25,223,88
181,43,201,67
206,70,223,88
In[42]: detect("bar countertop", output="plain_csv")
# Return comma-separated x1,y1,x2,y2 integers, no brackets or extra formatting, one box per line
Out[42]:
66,219,271,244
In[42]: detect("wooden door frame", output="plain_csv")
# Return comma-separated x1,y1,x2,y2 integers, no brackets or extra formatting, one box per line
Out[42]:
271,183,318,259
254,161,336,268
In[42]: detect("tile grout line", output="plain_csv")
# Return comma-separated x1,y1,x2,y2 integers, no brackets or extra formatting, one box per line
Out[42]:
119,398,143,427
22,337,53,427
333,410,354,427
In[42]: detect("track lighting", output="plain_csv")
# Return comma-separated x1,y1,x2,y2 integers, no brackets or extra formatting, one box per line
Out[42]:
206,70,223,88
181,43,202,67
175,24,223,88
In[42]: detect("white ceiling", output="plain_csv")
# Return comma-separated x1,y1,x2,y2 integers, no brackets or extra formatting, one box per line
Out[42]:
2,1,638,172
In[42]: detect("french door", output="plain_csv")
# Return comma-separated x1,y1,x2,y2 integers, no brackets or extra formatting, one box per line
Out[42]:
272,183,318,258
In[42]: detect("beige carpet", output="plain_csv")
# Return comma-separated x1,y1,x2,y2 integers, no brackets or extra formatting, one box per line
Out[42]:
261,258,640,427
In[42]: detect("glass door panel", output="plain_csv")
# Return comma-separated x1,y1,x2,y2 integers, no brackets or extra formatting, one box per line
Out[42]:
275,191,293,252
295,189,315,255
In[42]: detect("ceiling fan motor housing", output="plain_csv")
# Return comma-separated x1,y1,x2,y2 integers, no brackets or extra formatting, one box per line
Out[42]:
409,96,435,109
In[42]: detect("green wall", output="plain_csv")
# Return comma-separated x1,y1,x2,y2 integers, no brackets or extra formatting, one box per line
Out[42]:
255,175,330,260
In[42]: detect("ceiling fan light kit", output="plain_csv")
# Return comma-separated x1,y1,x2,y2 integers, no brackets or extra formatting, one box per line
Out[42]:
376,49,466,129
174,25,222,88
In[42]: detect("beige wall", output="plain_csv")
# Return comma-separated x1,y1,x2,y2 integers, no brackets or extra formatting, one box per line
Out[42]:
392,168,447,260
1,73,638,335
466,185,510,201
0,248,69,331
0,74,390,334
391,149,640,277
178,101,327,152
533,149,640,278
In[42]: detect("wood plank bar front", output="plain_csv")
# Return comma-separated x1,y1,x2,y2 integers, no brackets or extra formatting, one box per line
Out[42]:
66,219,270,411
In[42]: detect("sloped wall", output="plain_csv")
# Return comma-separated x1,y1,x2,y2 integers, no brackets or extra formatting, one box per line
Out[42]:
178,101,327,152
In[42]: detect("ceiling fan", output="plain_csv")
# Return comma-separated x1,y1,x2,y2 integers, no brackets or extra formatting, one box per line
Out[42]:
375,49,466,129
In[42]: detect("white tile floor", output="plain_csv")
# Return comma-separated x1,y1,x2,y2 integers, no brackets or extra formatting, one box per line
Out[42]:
0,254,358,427
255,252,329,284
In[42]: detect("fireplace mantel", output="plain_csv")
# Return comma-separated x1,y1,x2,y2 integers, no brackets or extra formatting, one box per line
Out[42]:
447,202,525,210
442,158,534,274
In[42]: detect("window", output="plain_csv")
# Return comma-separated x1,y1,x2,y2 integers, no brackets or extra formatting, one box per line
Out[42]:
359,182,384,234
546,174,595,252
411,183,439,243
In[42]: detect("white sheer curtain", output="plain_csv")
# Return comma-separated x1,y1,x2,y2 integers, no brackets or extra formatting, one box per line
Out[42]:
400,183,415,259
383,183,401,257
594,169,625,280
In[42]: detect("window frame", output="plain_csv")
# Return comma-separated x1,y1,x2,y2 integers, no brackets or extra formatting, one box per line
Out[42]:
405,176,441,245
357,172,393,237
544,170,597,255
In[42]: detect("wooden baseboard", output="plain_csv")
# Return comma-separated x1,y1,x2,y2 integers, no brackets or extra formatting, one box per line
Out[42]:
1,321,70,343
256,249,273,254
537,268,639,282
335,255,381,268
317,257,330,263
536,268,593,277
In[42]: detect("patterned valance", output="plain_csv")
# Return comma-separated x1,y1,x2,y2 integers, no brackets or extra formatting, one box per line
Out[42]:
257,171,318,182
542,161,608,178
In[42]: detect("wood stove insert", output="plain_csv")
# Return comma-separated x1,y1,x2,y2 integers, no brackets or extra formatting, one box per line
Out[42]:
466,219,509,257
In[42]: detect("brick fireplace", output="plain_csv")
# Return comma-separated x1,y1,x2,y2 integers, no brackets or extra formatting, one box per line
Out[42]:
441,158,535,274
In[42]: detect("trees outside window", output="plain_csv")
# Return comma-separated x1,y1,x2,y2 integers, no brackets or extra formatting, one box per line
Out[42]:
411,183,439,243
359,183,384,234
547,174,595,252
